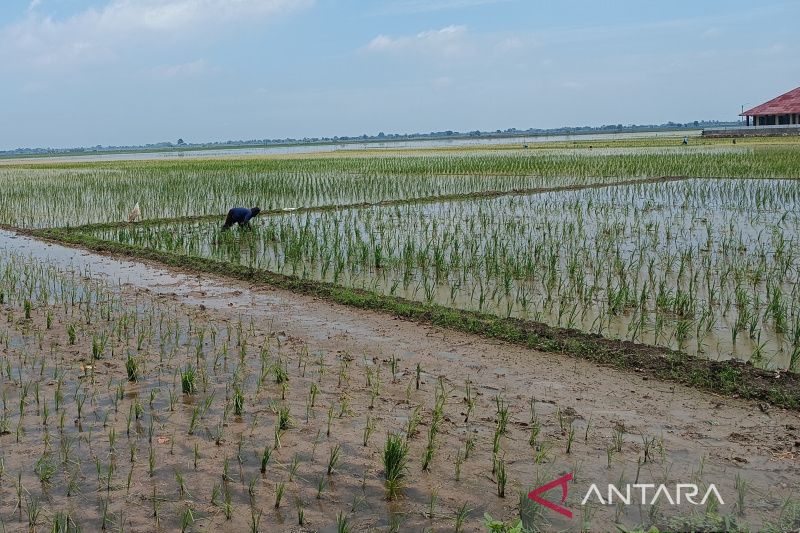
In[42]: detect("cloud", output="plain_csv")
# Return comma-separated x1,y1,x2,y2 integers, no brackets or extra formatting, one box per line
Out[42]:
2,0,313,71
365,25,469,57
147,59,215,79
383,0,510,14
28,0,43,11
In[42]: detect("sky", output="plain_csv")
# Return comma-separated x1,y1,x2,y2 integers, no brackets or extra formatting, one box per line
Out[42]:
1,0,798,149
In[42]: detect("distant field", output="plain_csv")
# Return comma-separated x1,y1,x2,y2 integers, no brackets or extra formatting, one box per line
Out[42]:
1,143,800,228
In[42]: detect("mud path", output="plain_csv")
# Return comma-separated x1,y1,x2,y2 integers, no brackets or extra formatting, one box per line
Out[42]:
1,230,798,531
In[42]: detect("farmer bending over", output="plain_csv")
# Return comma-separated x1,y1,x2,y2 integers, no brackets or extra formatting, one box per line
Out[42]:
222,206,261,230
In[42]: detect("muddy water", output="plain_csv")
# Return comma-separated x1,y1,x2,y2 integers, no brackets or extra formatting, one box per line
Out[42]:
1,229,799,532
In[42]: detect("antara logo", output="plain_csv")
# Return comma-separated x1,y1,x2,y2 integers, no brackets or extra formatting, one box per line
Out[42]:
528,473,573,518
528,473,725,519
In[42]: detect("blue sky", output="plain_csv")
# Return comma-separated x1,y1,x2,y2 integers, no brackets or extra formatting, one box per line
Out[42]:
1,0,798,149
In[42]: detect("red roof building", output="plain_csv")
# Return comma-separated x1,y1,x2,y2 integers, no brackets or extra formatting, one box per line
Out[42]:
741,86,800,126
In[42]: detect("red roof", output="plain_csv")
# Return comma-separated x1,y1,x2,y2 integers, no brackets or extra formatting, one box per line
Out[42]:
741,86,800,116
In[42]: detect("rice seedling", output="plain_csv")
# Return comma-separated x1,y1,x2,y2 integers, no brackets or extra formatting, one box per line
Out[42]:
278,405,293,431
52,510,80,533
260,445,272,473
250,507,263,533
362,414,376,446
233,385,244,417
427,487,439,519
336,510,350,533
454,502,472,533
125,354,139,382
274,482,286,508
180,507,194,533
288,453,300,481
383,432,409,500
327,443,342,475
180,365,196,394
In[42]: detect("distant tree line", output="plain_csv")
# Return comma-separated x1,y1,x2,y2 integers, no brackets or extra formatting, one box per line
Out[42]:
1,120,738,156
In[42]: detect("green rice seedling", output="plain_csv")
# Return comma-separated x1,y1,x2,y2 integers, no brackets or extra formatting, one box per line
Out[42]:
326,404,334,436
181,365,196,394
222,484,233,520
175,469,189,499
464,381,475,423
415,363,422,390
125,354,138,382
405,405,422,439
316,476,328,499
613,424,625,452
233,385,244,417
428,487,439,519
148,444,155,477
735,473,748,516
296,500,305,526
327,444,342,475
180,507,194,533
222,456,233,482
188,406,199,435
494,395,509,435
363,415,376,447
338,393,350,418
250,507,263,533
496,458,507,498
260,445,272,473
288,454,300,481
584,416,592,442
533,441,551,464
248,475,258,500
383,432,409,500
454,502,472,533
336,510,350,533
274,482,286,508
606,445,615,468
52,510,80,533
454,449,464,481
273,362,288,384
566,423,576,454
278,405,293,431
464,436,476,460
34,453,56,485
641,433,656,463
75,393,86,420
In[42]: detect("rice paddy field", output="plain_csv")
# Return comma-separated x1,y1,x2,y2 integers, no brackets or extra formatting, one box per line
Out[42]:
1,138,800,532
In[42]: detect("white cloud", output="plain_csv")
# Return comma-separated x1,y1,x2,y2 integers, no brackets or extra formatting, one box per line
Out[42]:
28,0,43,11
365,25,469,57
2,0,313,70
148,59,214,79
383,0,510,14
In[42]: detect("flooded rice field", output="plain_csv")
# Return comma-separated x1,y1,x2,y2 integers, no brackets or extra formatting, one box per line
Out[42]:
0,232,798,532
91,178,800,368
2,146,800,532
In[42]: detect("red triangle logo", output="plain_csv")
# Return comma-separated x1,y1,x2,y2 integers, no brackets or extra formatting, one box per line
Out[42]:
528,472,573,518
